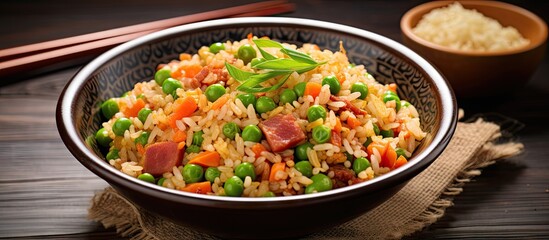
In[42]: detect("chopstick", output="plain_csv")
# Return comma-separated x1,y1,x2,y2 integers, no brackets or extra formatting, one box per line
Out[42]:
0,1,295,81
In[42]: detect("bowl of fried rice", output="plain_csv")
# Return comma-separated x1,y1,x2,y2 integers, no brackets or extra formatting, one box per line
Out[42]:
57,17,457,239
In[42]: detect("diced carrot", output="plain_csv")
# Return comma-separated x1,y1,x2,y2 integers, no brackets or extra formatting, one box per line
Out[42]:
157,122,168,131
247,33,253,42
136,144,145,155
172,130,187,143
334,118,342,133
171,66,183,79
388,83,397,93
336,72,346,84
188,151,221,167
304,82,322,99
184,64,203,78
179,53,192,61
330,129,342,147
269,162,286,182
211,95,229,110
180,181,212,194
381,143,397,169
251,143,266,158
168,96,198,129
366,142,386,158
177,141,186,151
346,116,361,129
121,98,145,118
393,155,408,169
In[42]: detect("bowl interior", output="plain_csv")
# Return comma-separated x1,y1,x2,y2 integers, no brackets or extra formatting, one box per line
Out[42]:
62,18,455,202
402,0,548,55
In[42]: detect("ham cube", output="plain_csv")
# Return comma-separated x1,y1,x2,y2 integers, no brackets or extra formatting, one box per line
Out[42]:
142,142,183,176
259,114,306,152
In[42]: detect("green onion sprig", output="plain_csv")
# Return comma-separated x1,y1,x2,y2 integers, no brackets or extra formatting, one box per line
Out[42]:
225,39,325,93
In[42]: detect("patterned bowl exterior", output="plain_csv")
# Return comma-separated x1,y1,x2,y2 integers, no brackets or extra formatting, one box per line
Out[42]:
58,17,457,239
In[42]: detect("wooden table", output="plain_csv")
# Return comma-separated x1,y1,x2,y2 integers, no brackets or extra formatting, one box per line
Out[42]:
1,0,547,239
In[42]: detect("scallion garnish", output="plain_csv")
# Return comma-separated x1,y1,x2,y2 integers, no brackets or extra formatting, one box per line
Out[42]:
225,39,325,93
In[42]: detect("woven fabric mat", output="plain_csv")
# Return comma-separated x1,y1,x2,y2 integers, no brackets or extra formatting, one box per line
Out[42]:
88,119,524,239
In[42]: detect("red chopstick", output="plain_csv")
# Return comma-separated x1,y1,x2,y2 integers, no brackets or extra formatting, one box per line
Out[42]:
0,1,295,80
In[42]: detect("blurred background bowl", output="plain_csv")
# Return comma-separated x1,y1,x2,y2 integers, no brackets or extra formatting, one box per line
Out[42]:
401,0,547,98
57,17,457,239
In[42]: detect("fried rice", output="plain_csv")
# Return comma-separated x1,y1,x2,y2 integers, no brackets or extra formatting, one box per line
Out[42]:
96,35,426,197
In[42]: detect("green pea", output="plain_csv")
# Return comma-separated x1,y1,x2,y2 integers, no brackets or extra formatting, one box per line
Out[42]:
235,162,256,180
363,137,373,147
205,84,226,102
372,123,380,136
222,122,241,140
106,148,119,160
185,145,201,153
182,164,204,184
236,93,257,108
294,161,313,177
112,117,132,136
154,69,172,86
312,125,331,144
396,148,407,158
305,173,332,194
138,173,155,183
134,131,150,146
322,75,341,95
279,89,297,105
250,58,266,67
382,91,401,112
137,108,152,124
380,129,394,138
348,63,356,68
157,177,166,186
162,78,182,96
137,94,144,99
205,167,221,183
95,127,112,147
352,157,371,175
242,125,262,142
101,98,119,119
224,176,244,197
351,82,369,100
295,142,314,161
294,82,307,97
237,44,257,64
209,42,225,54
192,130,204,146
121,91,130,97
307,105,327,122
262,191,276,197
255,96,276,114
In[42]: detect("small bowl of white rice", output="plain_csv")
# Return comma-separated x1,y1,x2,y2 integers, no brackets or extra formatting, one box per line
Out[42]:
401,1,547,98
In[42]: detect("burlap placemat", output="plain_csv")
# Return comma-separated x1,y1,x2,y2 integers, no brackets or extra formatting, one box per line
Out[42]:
88,119,524,239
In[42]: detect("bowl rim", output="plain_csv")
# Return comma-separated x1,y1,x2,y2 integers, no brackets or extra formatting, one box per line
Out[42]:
400,0,548,56
57,17,457,205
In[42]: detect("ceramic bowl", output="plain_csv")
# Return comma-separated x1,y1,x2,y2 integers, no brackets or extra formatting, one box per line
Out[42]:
57,17,457,239
401,1,547,98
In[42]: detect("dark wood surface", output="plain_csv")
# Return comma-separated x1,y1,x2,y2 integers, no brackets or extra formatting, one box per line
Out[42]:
0,0,547,239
